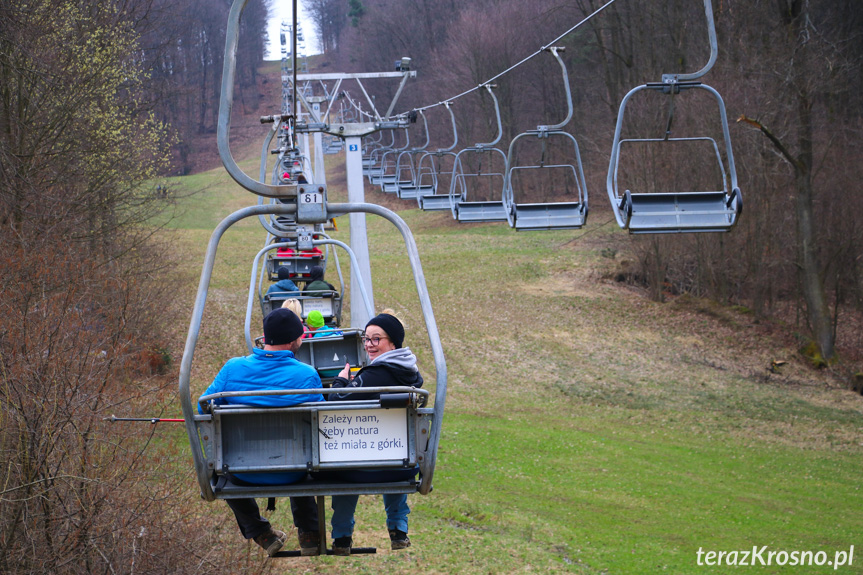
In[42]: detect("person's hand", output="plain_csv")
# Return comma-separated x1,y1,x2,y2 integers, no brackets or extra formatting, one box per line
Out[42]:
338,362,351,380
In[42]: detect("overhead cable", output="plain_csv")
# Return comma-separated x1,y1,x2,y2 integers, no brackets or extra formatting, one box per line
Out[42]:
405,0,620,115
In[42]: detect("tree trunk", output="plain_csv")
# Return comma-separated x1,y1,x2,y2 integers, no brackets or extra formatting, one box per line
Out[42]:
790,7,835,362
794,139,834,360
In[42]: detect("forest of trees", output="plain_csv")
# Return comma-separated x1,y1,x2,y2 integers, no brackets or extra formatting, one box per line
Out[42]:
305,0,863,369
0,0,266,571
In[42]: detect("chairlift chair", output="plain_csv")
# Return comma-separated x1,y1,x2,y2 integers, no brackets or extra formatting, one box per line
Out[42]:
367,130,396,185
361,130,384,175
254,126,326,281
264,233,326,282
260,233,343,322
181,202,446,554
605,0,741,234
416,102,459,211
449,85,509,222
503,47,588,230
394,110,435,200
379,128,411,193
253,239,371,381
416,152,457,210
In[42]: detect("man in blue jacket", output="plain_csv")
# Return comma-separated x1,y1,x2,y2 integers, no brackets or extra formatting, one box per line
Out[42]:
199,308,324,556
266,265,300,296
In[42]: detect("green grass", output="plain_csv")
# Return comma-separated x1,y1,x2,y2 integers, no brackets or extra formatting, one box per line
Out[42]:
159,149,863,574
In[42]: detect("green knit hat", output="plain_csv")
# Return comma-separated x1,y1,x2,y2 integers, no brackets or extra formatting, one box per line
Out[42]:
307,310,325,328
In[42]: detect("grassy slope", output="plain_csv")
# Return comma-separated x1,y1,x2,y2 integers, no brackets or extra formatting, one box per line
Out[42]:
162,144,863,574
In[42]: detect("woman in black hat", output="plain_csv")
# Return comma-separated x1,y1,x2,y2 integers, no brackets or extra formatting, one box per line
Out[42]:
327,309,423,555
330,309,422,400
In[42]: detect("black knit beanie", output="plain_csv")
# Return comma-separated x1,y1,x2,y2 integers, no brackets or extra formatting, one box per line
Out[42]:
365,313,405,348
263,308,304,345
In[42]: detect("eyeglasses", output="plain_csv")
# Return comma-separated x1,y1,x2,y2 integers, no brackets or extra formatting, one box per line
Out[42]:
361,335,388,346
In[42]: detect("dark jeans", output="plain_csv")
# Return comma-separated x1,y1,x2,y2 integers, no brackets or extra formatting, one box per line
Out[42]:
226,496,319,540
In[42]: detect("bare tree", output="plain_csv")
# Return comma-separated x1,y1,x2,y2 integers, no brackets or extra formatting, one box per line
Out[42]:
0,1,210,571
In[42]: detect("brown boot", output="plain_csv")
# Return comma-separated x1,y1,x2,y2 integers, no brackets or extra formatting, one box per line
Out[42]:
253,529,286,556
298,529,321,556
389,529,411,550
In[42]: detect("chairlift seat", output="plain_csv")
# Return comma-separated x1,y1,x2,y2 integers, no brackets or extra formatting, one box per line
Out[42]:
201,399,428,500
396,184,434,200
368,170,384,185
381,177,405,194
456,201,508,222
292,329,365,384
267,252,323,281
419,194,453,211
263,292,342,325
620,189,741,233
512,202,587,231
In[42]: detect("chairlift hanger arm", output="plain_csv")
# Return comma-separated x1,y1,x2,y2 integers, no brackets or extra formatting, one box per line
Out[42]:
537,47,574,132
219,0,299,198
662,0,718,84
396,126,410,151
440,102,458,153
475,84,503,148
413,110,430,151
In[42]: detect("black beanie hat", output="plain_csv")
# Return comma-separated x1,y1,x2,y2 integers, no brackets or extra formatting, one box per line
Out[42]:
365,313,405,348
263,308,304,345
277,266,293,281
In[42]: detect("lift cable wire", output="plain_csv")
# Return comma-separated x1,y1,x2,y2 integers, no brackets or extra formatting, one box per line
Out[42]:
401,0,620,116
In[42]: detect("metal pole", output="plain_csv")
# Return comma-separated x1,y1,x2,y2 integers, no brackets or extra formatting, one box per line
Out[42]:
292,0,298,143
345,135,374,328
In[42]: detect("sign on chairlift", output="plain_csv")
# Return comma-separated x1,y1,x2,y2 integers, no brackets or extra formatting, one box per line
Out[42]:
300,189,323,204
302,298,333,316
318,408,409,462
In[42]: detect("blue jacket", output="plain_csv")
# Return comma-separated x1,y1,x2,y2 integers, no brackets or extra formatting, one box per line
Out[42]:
199,347,323,413
199,348,324,485
312,326,343,338
266,278,300,295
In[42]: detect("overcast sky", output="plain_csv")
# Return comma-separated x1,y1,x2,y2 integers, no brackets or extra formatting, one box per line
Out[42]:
266,1,320,60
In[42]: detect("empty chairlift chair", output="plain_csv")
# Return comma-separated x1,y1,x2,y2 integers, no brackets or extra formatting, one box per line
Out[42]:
395,110,435,200
605,0,741,234
503,47,588,231
416,102,459,211
379,129,411,193
365,130,394,185
449,84,509,223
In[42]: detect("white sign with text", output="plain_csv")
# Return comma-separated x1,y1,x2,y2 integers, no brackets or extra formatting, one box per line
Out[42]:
302,298,333,316
318,408,408,462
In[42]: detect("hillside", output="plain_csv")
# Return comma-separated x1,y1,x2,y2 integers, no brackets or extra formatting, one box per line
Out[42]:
159,124,863,572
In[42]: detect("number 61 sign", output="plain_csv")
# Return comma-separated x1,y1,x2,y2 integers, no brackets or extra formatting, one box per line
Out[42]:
297,185,327,223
